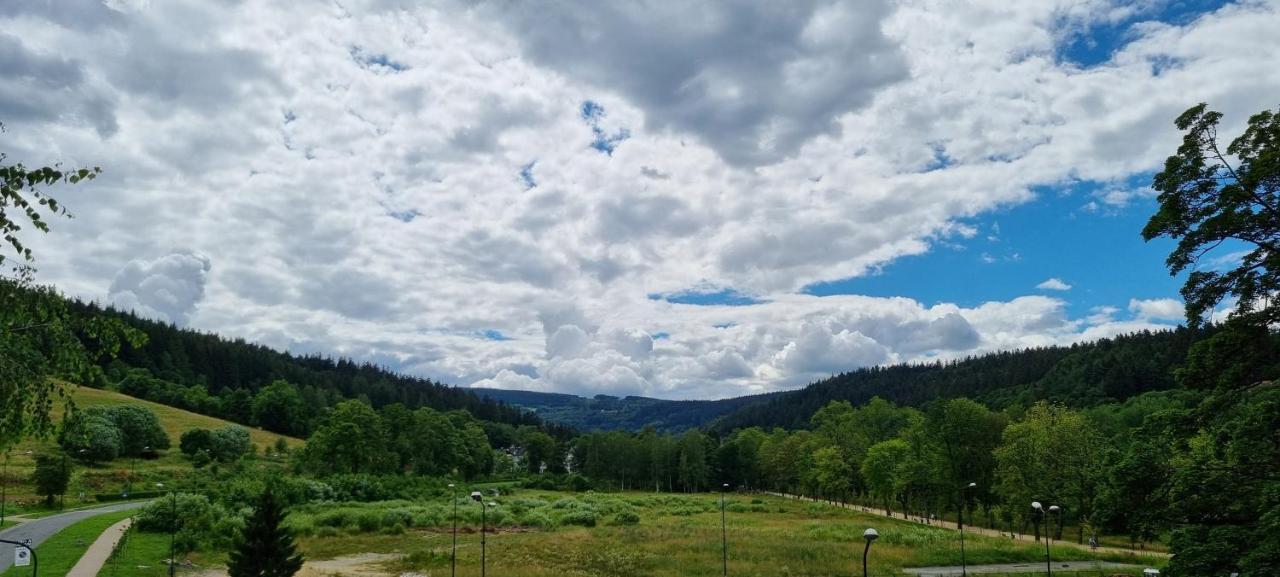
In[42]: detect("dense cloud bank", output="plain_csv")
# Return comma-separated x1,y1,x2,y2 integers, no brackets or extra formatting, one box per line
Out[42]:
5,0,1275,398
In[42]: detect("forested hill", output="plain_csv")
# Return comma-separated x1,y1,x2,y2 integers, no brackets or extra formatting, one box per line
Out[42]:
711,327,1200,432
56,295,549,437
470,388,781,432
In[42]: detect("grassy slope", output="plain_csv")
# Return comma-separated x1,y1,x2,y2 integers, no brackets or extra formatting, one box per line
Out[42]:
52,385,304,451
1,385,302,514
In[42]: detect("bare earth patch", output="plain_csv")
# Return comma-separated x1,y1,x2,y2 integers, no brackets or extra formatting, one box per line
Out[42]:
189,552,407,577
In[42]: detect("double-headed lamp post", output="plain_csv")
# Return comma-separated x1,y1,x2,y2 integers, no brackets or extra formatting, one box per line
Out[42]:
959,482,976,577
1031,502,1059,577
471,491,488,577
448,484,457,577
720,483,729,577
862,528,879,577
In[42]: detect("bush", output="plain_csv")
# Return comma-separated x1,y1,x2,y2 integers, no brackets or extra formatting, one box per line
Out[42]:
559,510,599,527
61,413,122,462
610,510,640,526
355,510,383,533
381,509,413,528
180,426,251,463
93,405,170,456
521,510,555,529
566,474,592,492
136,493,241,552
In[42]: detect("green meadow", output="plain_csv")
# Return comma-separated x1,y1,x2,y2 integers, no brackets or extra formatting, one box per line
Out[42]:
283,491,1164,577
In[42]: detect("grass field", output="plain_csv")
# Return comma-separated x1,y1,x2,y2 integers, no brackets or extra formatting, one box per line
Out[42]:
283,490,1165,577
0,509,135,577
0,384,302,516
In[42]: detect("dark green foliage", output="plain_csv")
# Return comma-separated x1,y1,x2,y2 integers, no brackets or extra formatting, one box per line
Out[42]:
300,399,497,479
92,405,170,455
715,329,1197,432
227,486,304,577
1149,385,1280,576
1143,103,1280,329
10,288,552,436
32,452,70,506
59,412,122,462
1,279,145,447
252,381,307,437
180,425,251,462
137,493,242,552
1136,104,1280,576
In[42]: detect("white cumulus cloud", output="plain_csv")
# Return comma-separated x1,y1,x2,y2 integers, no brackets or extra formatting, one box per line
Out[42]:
1037,278,1073,291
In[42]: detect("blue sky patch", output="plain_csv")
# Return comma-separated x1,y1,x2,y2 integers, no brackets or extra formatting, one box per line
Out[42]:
520,161,537,189
350,46,409,72
478,329,513,341
651,288,765,307
580,100,630,155
1058,0,1231,68
387,208,421,223
803,177,1191,319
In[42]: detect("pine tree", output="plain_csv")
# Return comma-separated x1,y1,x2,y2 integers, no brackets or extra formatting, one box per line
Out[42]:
227,485,303,577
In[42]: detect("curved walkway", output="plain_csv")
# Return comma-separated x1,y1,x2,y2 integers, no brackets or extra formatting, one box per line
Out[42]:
767,493,1169,559
67,517,132,577
0,501,149,573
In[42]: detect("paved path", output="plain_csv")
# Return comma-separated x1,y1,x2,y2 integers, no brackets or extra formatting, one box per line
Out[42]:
904,561,1148,575
767,493,1168,559
66,517,132,577
0,501,148,573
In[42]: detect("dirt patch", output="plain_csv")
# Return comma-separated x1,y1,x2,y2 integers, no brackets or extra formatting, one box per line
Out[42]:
187,553,407,577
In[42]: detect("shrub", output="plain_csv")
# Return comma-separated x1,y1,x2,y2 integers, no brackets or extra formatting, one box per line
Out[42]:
136,493,240,552
355,510,382,533
566,474,592,492
381,509,413,528
559,510,599,527
521,510,555,529
610,511,640,526
93,405,170,456
60,413,122,462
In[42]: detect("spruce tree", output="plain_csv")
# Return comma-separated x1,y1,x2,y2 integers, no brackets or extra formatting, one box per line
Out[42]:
227,485,304,577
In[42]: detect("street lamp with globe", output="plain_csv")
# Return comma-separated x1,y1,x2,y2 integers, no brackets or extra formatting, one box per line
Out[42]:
862,528,879,577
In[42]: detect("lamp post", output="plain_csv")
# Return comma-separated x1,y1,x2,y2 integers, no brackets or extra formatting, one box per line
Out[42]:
471,491,487,577
862,528,878,577
126,446,150,498
1032,502,1057,577
720,483,729,577
448,483,457,577
959,482,976,577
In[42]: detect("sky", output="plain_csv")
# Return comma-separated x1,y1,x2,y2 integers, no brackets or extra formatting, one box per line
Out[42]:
2,0,1276,400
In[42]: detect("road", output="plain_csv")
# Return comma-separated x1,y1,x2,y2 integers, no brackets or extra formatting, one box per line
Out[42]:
904,561,1149,575
766,493,1169,559
0,501,149,573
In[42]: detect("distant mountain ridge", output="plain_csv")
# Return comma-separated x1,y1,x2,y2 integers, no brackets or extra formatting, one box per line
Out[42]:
710,327,1199,433
469,388,781,433
475,328,1199,434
